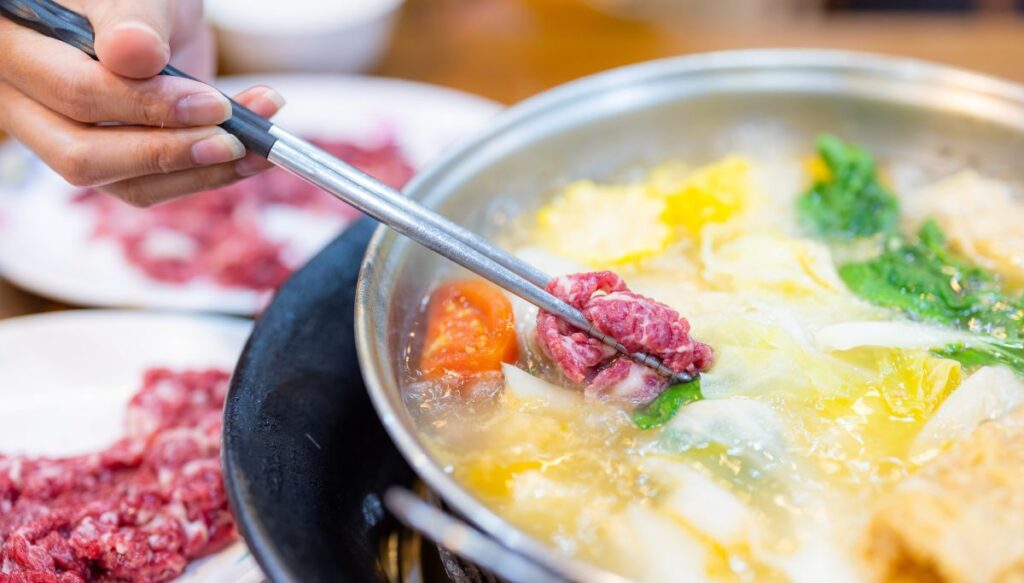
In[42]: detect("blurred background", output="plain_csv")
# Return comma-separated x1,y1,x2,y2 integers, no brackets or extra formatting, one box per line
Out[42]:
369,0,1024,103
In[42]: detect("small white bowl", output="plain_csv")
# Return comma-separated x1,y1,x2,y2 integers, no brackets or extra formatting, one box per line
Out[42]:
206,0,405,74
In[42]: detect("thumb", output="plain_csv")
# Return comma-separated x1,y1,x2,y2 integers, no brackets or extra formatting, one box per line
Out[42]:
86,0,174,79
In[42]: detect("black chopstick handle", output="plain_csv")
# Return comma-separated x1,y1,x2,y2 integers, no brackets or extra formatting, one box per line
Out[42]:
0,0,278,157
0,0,95,55
222,108,278,158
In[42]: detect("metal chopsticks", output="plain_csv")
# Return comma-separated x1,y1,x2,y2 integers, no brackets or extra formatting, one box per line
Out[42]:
0,0,695,385
265,142,694,384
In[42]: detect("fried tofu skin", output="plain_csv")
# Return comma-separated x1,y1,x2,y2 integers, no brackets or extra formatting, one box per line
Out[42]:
865,409,1024,583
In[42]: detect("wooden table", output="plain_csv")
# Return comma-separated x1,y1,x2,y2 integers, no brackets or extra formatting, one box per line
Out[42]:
379,0,1024,104
3,0,1024,318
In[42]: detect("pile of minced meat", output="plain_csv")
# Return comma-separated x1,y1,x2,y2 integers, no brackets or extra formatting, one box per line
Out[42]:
0,369,236,583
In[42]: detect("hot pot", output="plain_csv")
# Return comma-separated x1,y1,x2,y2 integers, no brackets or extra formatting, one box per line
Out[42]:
225,50,1024,582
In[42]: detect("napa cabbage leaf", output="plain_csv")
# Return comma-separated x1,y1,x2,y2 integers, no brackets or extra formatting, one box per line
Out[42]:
910,366,1024,458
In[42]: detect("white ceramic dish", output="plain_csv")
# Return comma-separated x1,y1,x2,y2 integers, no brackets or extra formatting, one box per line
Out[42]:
0,310,260,583
206,0,405,74
0,74,501,314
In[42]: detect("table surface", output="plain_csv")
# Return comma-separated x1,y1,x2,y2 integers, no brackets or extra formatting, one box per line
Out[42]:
3,0,1024,319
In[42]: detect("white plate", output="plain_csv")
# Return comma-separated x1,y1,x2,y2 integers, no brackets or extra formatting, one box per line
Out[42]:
0,75,502,314
0,309,262,582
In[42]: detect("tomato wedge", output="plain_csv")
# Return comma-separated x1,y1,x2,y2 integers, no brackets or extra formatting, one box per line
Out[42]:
419,279,518,378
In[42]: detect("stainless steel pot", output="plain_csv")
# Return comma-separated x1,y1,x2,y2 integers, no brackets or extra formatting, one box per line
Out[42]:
355,49,1024,582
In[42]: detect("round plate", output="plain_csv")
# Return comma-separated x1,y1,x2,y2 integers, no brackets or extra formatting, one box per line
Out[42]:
223,219,415,583
0,75,501,314
0,310,261,582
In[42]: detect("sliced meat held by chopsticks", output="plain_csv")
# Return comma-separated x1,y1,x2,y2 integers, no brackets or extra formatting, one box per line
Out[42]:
537,271,714,404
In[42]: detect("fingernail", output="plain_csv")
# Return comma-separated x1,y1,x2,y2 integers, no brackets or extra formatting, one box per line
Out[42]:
259,87,286,110
191,135,246,166
175,92,232,126
235,156,268,177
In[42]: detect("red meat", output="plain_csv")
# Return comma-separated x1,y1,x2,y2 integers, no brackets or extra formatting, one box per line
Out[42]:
75,138,415,291
537,271,713,404
586,358,668,404
0,369,236,583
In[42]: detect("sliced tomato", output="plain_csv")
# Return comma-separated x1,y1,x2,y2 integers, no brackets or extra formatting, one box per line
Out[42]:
419,279,518,378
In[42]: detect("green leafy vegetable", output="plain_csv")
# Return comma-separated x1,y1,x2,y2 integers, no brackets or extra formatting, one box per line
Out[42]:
797,134,899,239
934,340,1024,375
839,220,1024,336
840,220,1024,374
633,379,703,430
794,135,1024,375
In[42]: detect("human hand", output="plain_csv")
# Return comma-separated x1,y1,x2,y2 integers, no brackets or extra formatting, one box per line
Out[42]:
0,0,281,206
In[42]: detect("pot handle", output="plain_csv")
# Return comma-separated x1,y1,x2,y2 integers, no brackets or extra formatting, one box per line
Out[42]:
384,487,567,583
